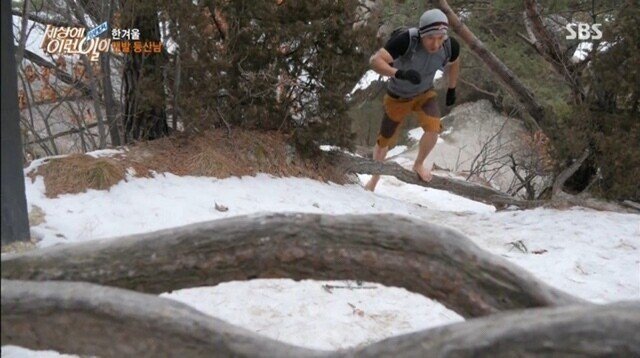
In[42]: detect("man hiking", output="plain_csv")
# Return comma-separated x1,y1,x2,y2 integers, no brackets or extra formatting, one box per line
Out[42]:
364,9,460,192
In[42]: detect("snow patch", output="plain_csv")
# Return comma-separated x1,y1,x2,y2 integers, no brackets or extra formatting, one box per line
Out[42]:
161,279,464,351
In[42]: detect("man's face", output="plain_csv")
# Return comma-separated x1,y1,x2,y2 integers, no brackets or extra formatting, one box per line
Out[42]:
421,34,446,53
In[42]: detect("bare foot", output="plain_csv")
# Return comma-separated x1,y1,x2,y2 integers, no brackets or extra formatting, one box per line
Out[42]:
364,176,380,192
413,164,433,182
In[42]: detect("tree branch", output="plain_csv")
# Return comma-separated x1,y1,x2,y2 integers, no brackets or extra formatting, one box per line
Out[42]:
11,9,80,28
523,0,586,102
21,48,92,96
25,122,99,146
459,78,498,98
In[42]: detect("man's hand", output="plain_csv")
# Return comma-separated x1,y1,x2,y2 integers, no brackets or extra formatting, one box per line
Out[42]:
395,69,421,85
446,87,456,106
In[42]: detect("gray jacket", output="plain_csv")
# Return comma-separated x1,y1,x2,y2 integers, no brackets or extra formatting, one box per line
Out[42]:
387,28,452,99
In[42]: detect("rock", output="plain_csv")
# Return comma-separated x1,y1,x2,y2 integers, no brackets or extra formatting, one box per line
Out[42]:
28,205,46,226
215,202,229,212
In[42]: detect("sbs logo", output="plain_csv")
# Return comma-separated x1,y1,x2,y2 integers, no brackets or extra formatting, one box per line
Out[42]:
565,23,603,40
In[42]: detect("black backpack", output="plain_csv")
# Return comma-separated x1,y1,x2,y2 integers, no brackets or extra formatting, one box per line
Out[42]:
389,26,452,65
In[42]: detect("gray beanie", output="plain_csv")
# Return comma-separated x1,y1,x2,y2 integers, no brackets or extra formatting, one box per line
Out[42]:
419,9,449,37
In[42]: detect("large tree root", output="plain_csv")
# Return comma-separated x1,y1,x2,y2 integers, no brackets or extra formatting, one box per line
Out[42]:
2,279,637,357
349,300,640,357
1,213,582,318
1,279,328,358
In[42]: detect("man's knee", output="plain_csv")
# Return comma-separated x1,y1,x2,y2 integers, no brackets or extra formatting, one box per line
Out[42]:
376,134,399,149
377,114,401,148
379,114,400,137
421,98,440,118
420,115,443,134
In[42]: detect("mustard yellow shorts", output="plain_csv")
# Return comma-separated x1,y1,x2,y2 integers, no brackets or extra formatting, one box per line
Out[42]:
376,89,442,148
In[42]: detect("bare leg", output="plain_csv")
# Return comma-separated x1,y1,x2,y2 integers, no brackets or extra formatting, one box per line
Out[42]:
364,143,389,191
413,131,438,182
414,97,440,182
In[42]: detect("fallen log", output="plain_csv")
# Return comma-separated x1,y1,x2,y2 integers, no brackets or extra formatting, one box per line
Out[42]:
1,213,581,318
1,279,327,358
325,150,541,209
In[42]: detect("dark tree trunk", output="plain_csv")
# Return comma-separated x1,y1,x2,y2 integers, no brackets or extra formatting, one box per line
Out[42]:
123,10,169,143
1,0,30,245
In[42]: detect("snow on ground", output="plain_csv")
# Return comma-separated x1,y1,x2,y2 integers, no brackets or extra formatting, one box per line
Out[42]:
4,146,639,355
1,347,76,358
386,145,408,157
350,70,383,95
423,205,639,303
357,173,494,213
25,171,483,248
161,279,464,351
367,144,639,304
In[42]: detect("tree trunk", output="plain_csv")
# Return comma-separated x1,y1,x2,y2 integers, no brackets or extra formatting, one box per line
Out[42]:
1,0,30,245
101,51,121,146
123,10,169,142
101,0,121,146
14,0,30,65
1,213,581,318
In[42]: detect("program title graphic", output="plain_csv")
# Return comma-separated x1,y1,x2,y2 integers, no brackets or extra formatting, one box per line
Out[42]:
41,22,110,61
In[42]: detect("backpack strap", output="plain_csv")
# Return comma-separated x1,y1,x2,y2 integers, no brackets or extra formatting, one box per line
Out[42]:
442,37,452,67
403,27,420,58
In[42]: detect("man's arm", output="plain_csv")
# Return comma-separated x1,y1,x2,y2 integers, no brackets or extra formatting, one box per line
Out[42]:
446,37,460,88
447,57,460,88
369,31,410,77
445,37,461,106
369,48,398,77
368,32,422,85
